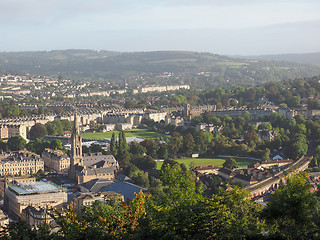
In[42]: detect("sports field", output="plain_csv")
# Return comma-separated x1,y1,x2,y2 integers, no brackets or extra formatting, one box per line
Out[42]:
82,128,166,140
156,157,257,170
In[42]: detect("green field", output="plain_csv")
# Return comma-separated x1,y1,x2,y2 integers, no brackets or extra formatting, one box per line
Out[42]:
82,128,167,140
156,157,257,170
220,157,258,168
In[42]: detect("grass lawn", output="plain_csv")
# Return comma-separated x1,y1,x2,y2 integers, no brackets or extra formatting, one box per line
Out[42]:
156,157,258,170
219,157,258,168
82,128,167,140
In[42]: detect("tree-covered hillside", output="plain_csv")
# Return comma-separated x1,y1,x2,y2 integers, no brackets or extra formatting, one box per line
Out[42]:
1,50,320,89
244,52,320,66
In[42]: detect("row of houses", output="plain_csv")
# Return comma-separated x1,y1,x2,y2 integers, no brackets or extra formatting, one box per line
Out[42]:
195,158,294,187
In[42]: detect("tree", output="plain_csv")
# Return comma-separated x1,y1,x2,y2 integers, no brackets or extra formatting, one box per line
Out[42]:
258,122,272,131
169,132,183,157
157,143,169,160
0,221,54,240
183,133,195,154
194,131,208,152
0,139,8,152
7,136,26,151
45,121,64,136
50,139,63,150
130,141,147,157
6,105,20,117
90,143,103,153
110,133,117,156
245,130,259,144
133,155,156,171
141,139,159,159
28,123,48,140
26,139,50,155
263,172,320,239
223,158,238,169
117,132,131,168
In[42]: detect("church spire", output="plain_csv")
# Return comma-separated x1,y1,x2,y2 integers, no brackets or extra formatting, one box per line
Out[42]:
69,109,83,180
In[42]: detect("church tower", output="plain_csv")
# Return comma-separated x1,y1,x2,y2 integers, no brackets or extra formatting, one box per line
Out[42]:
69,110,83,179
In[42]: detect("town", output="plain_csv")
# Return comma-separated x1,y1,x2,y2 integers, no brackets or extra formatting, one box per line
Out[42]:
1,0,320,236
1,68,320,239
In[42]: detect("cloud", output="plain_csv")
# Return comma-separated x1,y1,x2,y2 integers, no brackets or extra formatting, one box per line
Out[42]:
0,0,320,54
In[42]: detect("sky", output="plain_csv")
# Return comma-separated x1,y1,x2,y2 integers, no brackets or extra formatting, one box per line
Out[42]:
0,0,320,55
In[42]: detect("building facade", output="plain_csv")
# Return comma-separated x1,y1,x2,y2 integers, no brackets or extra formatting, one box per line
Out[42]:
0,151,44,176
72,191,124,216
4,181,67,220
42,148,70,174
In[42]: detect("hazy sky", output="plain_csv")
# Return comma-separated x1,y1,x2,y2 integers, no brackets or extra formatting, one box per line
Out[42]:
1,0,320,55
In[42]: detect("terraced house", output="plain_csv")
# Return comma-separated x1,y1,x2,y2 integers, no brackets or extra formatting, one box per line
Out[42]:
0,150,44,176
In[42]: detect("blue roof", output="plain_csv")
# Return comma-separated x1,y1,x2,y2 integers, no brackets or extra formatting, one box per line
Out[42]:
100,182,146,200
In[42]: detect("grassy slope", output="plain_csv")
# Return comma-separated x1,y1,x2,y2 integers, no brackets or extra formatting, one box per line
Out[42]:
156,157,257,170
82,128,166,140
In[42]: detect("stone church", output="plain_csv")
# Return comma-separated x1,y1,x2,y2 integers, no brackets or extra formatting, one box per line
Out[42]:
69,112,118,184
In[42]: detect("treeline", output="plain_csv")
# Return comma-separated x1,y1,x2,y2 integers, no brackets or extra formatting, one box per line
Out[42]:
1,165,319,239
124,75,320,110
142,108,320,162
0,136,65,155
192,75,320,108
0,100,66,118
28,120,73,140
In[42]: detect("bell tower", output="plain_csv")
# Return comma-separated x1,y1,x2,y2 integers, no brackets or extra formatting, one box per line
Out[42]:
69,110,83,179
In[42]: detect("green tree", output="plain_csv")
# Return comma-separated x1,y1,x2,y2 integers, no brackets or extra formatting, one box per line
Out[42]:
157,143,169,160
0,139,8,152
7,136,26,151
28,123,48,140
183,133,195,154
263,172,320,239
169,132,183,157
50,139,63,150
6,105,20,117
110,133,118,156
223,158,238,169
258,122,272,131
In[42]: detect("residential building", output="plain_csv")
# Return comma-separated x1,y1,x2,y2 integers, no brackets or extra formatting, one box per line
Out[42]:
72,191,124,216
260,159,294,169
42,148,70,174
0,151,44,177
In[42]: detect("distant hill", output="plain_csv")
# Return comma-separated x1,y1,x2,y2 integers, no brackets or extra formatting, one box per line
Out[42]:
243,52,320,66
1,50,320,89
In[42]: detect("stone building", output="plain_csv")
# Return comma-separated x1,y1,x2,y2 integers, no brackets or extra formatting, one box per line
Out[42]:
21,206,55,226
42,148,70,174
0,151,44,176
72,191,124,216
4,181,67,220
68,112,118,184
0,176,36,199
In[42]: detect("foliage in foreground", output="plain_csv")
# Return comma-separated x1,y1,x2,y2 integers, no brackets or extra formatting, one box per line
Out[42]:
1,167,320,240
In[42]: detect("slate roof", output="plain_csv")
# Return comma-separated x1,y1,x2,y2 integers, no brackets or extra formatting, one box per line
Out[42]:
83,154,117,167
261,159,293,165
100,182,147,200
218,168,236,177
85,166,116,176
80,178,113,192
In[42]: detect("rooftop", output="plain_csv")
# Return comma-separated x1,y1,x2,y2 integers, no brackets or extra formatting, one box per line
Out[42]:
8,181,62,195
